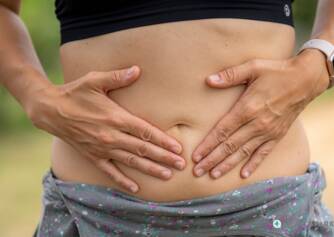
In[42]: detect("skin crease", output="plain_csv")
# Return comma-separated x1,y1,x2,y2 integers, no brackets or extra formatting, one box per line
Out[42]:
0,0,332,202
51,18,312,201
191,48,330,180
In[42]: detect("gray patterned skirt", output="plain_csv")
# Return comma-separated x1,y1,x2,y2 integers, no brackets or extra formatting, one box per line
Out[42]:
35,162,334,237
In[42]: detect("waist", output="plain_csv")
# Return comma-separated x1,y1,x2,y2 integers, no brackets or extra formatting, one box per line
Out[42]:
52,18,310,202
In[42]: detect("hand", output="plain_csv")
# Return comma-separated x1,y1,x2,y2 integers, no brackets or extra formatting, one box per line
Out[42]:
192,49,330,179
27,65,185,193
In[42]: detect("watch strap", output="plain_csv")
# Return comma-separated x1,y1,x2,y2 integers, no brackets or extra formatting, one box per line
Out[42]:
297,39,334,89
298,39,334,58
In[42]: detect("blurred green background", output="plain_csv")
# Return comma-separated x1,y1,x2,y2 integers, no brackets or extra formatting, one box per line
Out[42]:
0,0,333,236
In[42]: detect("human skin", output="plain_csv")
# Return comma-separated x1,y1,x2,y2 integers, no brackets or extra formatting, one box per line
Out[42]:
0,0,333,200
192,0,334,180
0,0,186,193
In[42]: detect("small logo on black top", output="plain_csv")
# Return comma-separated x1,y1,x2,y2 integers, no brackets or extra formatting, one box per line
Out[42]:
284,4,291,17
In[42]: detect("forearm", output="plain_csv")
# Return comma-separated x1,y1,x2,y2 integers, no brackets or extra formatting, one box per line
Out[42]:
311,0,334,43
293,0,334,91
0,4,53,114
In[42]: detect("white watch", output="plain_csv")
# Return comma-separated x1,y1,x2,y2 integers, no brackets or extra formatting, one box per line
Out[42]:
297,39,334,89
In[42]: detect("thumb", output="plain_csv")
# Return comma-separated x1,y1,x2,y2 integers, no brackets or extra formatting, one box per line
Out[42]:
206,60,258,88
89,65,140,92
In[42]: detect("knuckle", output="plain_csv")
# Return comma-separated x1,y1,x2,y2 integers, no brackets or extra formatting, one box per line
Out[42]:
249,59,262,70
146,165,158,175
219,67,236,83
219,162,233,171
204,158,216,169
140,126,153,141
125,154,138,167
110,115,125,127
136,142,148,157
86,71,100,80
101,112,118,125
199,145,215,159
256,117,272,131
240,145,253,157
244,103,258,117
112,70,122,83
215,126,230,143
258,148,271,157
96,131,113,144
221,140,237,155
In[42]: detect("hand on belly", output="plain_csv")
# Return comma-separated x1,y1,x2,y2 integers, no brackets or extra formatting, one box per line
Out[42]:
53,18,310,201
191,51,325,182
46,65,190,194
52,69,310,202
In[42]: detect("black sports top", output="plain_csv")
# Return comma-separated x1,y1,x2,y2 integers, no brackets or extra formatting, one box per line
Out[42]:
55,0,295,45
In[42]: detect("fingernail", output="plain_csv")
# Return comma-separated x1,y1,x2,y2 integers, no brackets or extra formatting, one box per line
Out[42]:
194,154,202,162
171,144,182,154
195,168,204,177
161,169,172,179
212,170,222,178
175,161,185,170
130,185,138,193
208,74,222,83
243,170,250,178
125,66,136,79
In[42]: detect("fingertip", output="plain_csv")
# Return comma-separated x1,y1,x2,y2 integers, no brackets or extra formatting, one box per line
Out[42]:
130,185,139,193
206,74,224,88
241,169,251,179
124,65,140,81
192,154,202,163
169,140,182,154
131,65,141,78
173,144,183,154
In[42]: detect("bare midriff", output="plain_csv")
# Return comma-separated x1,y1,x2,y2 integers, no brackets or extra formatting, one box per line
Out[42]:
51,18,311,202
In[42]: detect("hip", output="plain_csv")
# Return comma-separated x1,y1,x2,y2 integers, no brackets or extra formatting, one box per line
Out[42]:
51,115,310,202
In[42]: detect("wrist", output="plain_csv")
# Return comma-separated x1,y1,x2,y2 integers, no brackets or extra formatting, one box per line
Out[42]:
294,48,331,90
3,65,56,117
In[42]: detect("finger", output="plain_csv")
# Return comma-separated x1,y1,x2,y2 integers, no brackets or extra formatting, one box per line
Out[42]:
193,120,260,177
85,65,141,92
206,59,262,88
119,113,183,155
94,159,140,193
210,135,268,179
240,140,278,178
108,149,174,180
115,131,185,170
192,104,253,163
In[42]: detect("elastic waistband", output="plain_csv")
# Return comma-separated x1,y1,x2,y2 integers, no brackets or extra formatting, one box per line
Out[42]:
40,162,329,237
45,162,324,208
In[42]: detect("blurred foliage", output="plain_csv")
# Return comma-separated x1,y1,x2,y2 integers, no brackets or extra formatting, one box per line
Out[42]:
293,0,317,27
0,0,324,133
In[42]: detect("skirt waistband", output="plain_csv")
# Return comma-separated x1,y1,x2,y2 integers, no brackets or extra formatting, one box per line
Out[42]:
38,162,333,237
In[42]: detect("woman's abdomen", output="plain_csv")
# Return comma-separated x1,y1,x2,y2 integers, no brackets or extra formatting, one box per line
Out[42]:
51,18,311,202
